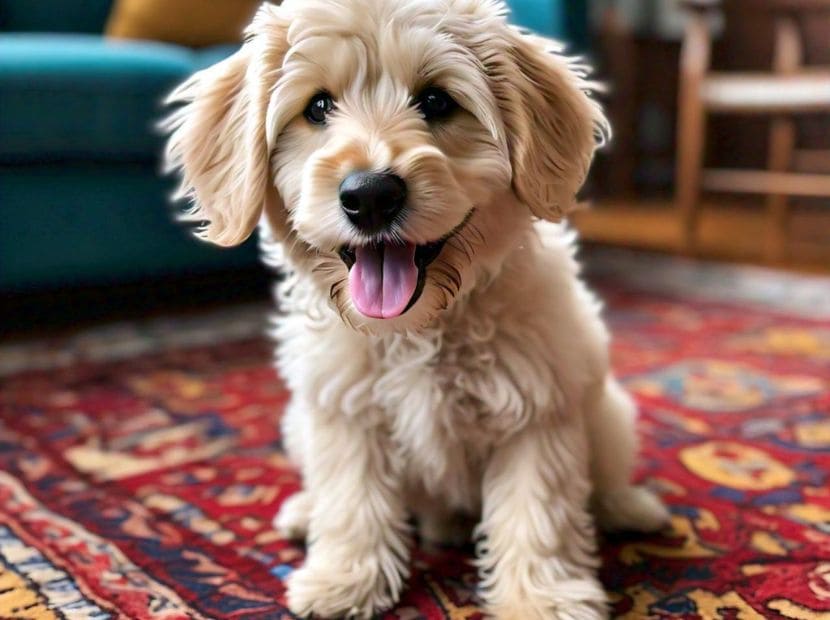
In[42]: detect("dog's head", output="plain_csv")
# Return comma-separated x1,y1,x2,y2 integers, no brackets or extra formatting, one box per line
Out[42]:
163,0,607,332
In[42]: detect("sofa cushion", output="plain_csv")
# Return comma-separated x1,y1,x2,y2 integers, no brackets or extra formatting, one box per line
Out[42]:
105,0,259,48
192,44,241,72
0,34,237,163
0,0,113,33
0,162,259,290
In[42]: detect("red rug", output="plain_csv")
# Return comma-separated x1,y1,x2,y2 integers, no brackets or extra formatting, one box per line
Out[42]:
1,282,829,619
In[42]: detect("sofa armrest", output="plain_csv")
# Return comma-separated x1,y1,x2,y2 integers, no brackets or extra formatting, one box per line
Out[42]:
0,0,113,33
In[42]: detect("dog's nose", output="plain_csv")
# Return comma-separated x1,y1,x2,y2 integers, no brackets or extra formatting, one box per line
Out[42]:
339,171,407,234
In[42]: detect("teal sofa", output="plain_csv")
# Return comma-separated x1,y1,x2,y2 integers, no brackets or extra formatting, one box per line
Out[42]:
0,0,258,293
510,0,587,49
0,0,585,295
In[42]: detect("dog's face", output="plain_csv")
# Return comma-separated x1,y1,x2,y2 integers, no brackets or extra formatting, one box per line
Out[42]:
164,0,607,332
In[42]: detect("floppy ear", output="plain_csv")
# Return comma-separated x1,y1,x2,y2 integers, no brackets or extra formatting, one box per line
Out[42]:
494,30,609,221
162,4,288,246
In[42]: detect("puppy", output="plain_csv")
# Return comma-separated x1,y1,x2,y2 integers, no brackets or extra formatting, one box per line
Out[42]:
163,0,669,617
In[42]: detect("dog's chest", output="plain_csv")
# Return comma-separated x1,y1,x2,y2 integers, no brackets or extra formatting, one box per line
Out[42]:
372,318,545,507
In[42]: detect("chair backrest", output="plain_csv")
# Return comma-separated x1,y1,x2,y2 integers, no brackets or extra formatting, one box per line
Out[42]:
715,0,830,69
0,0,113,33
722,0,830,21
728,0,830,10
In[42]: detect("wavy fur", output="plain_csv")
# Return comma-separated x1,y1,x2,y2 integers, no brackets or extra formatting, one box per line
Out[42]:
162,1,667,617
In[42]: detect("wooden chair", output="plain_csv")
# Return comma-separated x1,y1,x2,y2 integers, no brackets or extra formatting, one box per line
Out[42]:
677,0,830,261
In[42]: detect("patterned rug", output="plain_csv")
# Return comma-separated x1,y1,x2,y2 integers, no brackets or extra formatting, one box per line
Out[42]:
1,255,829,619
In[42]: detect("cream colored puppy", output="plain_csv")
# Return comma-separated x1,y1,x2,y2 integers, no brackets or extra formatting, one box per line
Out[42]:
163,0,669,617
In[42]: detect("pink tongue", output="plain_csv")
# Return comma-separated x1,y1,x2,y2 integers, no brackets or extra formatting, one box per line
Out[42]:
348,242,418,319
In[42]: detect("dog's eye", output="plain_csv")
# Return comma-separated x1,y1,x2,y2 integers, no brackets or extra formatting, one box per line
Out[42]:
304,92,334,125
415,87,458,121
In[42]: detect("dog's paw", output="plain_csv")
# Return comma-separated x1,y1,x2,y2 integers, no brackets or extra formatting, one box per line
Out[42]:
594,485,670,533
486,579,608,620
273,491,312,539
286,560,400,620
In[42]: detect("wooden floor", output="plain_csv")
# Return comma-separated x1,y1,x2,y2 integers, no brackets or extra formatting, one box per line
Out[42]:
571,198,830,273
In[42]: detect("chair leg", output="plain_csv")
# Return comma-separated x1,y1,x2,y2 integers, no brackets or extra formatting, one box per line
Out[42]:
764,15,802,265
675,12,711,256
765,117,796,264
675,91,707,255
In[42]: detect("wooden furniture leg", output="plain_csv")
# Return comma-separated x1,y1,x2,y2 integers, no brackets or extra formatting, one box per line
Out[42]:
766,117,796,263
766,14,803,263
676,10,712,254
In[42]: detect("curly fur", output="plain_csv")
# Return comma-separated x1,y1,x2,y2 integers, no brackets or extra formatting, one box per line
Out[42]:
163,1,669,617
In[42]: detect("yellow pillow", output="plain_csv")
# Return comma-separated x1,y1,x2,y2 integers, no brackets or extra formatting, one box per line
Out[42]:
106,0,262,48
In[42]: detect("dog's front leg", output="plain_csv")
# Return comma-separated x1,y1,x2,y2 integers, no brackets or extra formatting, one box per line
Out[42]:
285,411,410,620
477,419,607,620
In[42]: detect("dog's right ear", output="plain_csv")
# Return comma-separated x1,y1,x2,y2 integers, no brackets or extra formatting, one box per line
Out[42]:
495,30,609,222
162,4,288,247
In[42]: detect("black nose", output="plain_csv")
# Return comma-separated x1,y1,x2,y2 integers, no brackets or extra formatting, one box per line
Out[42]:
339,171,407,234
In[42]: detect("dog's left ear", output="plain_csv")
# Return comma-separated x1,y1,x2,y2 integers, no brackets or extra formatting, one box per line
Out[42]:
495,30,609,221
162,4,288,246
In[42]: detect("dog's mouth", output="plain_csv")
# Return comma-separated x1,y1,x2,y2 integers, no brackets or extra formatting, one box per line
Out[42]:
338,211,473,320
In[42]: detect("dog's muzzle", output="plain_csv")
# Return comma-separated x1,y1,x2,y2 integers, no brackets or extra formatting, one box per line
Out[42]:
338,209,474,320
339,239,444,319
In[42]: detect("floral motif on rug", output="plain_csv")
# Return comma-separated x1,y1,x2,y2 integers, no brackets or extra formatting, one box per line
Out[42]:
0,285,828,619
